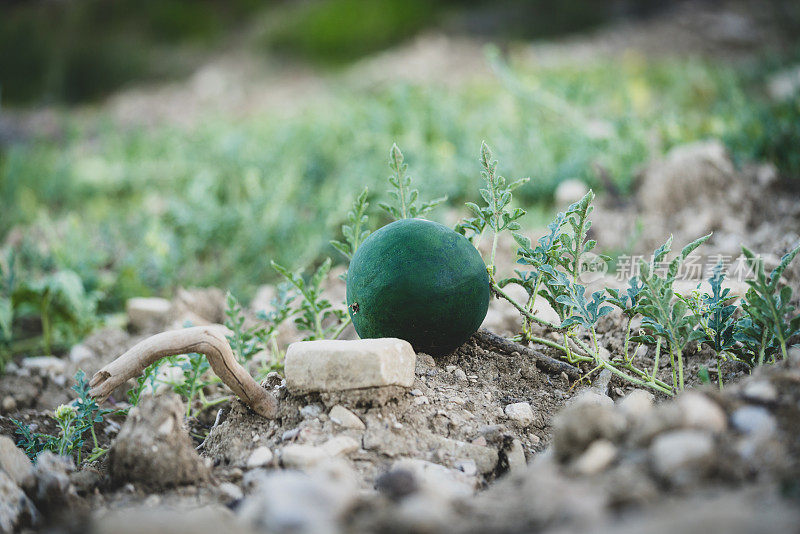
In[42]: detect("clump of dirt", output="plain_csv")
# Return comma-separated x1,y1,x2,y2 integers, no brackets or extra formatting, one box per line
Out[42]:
109,393,211,490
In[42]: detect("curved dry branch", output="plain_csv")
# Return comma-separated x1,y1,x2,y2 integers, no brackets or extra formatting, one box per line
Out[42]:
89,325,278,418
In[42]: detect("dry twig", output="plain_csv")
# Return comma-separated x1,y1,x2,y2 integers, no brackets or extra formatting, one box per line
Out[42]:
89,326,278,418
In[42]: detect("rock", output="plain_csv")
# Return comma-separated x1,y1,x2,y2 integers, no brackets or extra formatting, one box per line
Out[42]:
68,343,94,364
1,396,16,412
676,391,727,433
742,380,778,403
21,356,66,376
637,141,735,218
572,439,617,476
246,447,274,469
555,179,590,207
505,439,527,474
126,297,171,330
571,390,614,409
390,458,475,499
31,451,77,511
0,470,37,532
552,399,626,461
300,404,323,418
280,444,329,469
237,462,358,534
0,436,34,487
320,436,359,457
329,405,365,430
650,430,715,486
504,402,535,427
170,287,226,324
453,368,468,381
92,504,251,534
109,393,210,489
730,406,776,437
375,468,418,501
455,459,478,477
217,482,244,502
617,389,654,422
284,338,416,394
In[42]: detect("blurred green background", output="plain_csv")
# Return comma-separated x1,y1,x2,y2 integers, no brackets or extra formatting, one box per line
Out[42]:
1,0,799,357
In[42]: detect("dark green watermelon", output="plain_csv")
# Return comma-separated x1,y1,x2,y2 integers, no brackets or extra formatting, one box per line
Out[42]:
346,218,490,355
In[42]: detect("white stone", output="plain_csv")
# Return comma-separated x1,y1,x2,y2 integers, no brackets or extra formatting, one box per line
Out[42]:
217,481,243,501
320,436,359,457
280,445,328,469
246,447,274,469
284,338,416,393
506,439,527,474
742,381,778,403
650,430,714,483
617,389,654,421
677,391,727,433
68,344,94,364
391,458,475,498
453,368,467,381
504,402,535,427
126,297,171,330
0,470,37,532
570,390,614,409
21,356,66,376
731,406,776,437
329,405,365,430
573,439,617,476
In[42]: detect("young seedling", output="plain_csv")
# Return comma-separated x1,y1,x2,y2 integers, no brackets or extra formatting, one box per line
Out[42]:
271,258,349,341
635,234,711,391
735,244,800,365
331,187,372,261
13,370,113,463
380,144,447,220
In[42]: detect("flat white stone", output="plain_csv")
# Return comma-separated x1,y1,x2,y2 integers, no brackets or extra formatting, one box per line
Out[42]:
284,338,416,393
329,405,366,430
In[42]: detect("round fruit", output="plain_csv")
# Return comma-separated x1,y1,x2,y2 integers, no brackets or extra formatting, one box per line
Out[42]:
346,218,490,355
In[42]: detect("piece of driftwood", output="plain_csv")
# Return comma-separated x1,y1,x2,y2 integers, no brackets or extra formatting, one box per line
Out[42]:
473,329,581,379
89,326,278,418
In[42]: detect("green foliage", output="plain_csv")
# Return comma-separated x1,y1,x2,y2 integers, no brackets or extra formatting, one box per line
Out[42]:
272,258,348,341
634,235,712,390
735,244,800,365
10,269,98,355
267,0,435,64
13,370,113,463
331,188,372,261
380,144,447,221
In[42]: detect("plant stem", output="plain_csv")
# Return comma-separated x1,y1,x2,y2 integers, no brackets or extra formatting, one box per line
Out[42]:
652,338,661,380
677,348,684,391
669,346,676,390
757,328,767,366
331,316,352,340
491,281,564,331
623,317,632,362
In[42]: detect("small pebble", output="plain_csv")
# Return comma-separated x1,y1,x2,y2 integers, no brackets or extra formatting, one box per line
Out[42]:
453,369,468,381
742,381,778,403
731,406,777,436
1,396,17,412
247,447,274,469
505,402,535,427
